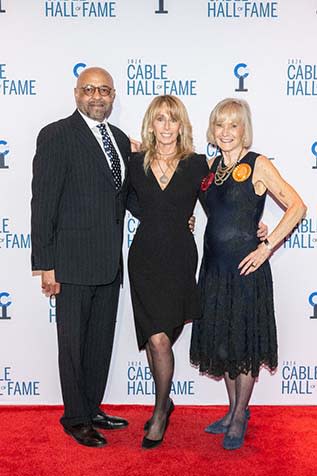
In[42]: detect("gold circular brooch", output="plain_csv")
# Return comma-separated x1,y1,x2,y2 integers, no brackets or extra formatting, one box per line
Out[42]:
232,163,252,182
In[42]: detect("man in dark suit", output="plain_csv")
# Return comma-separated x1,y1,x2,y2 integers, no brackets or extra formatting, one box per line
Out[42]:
31,67,130,447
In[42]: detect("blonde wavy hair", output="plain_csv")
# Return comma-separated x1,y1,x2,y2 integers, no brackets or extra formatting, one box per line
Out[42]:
207,98,253,149
141,95,194,173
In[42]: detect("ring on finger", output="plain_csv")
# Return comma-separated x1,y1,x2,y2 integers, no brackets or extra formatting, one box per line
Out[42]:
251,263,256,268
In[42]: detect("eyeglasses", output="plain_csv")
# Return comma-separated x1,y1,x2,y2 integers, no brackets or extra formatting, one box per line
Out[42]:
79,85,114,97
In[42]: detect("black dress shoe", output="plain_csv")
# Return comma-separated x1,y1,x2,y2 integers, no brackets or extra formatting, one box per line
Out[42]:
92,411,128,430
64,424,107,447
144,399,175,431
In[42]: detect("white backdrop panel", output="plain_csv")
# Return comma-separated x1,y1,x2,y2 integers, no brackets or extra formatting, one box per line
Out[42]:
0,0,316,405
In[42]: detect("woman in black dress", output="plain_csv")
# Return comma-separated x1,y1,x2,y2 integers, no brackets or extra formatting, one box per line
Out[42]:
128,95,209,449
190,98,306,450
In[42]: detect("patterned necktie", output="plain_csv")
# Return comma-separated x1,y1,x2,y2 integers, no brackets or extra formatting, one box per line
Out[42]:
97,123,122,189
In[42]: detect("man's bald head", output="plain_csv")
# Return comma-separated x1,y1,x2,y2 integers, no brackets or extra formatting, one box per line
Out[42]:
74,67,115,122
76,67,114,89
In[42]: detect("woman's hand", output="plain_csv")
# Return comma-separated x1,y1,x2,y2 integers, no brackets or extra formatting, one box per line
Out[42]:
257,221,268,241
188,215,196,233
130,137,141,152
238,243,271,276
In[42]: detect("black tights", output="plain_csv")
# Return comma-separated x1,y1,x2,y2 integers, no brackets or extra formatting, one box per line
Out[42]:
221,372,255,437
145,328,182,440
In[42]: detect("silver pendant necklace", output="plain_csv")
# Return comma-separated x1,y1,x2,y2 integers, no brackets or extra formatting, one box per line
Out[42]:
157,159,170,184
155,149,177,184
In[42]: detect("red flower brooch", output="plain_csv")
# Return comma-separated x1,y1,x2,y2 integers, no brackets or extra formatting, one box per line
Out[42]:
201,172,215,191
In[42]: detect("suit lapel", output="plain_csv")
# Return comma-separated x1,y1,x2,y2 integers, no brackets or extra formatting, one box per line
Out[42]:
70,110,116,189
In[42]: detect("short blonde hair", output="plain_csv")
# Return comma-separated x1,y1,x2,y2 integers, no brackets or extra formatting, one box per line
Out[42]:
141,95,194,172
207,98,253,149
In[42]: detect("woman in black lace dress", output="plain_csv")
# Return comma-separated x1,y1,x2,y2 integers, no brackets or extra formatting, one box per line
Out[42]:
190,98,306,450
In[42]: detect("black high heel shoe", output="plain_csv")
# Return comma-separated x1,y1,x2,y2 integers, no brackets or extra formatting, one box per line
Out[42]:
142,433,164,450
144,399,175,431
142,404,173,450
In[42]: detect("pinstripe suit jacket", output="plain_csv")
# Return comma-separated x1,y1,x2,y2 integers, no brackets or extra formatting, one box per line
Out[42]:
31,110,131,285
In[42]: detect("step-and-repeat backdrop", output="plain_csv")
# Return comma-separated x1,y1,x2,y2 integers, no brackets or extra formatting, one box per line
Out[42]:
0,0,316,406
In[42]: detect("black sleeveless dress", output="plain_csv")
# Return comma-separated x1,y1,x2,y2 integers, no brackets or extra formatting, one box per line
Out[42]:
190,152,278,378
128,152,209,349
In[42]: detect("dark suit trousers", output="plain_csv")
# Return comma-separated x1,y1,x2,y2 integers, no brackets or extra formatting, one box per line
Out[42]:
56,274,120,428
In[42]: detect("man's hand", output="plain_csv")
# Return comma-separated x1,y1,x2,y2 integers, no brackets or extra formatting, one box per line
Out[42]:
257,221,268,241
41,269,61,297
188,215,196,233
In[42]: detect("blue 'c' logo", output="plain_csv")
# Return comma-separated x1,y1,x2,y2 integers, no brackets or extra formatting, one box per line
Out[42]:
311,142,317,169
234,63,249,80
0,140,9,169
206,143,219,159
234,63,249,92
311,142,317,157
308,292,317,319
0,292,12,320
73,63,87,78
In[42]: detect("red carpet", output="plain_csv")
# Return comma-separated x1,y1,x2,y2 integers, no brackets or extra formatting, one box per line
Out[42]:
0,405,316,476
